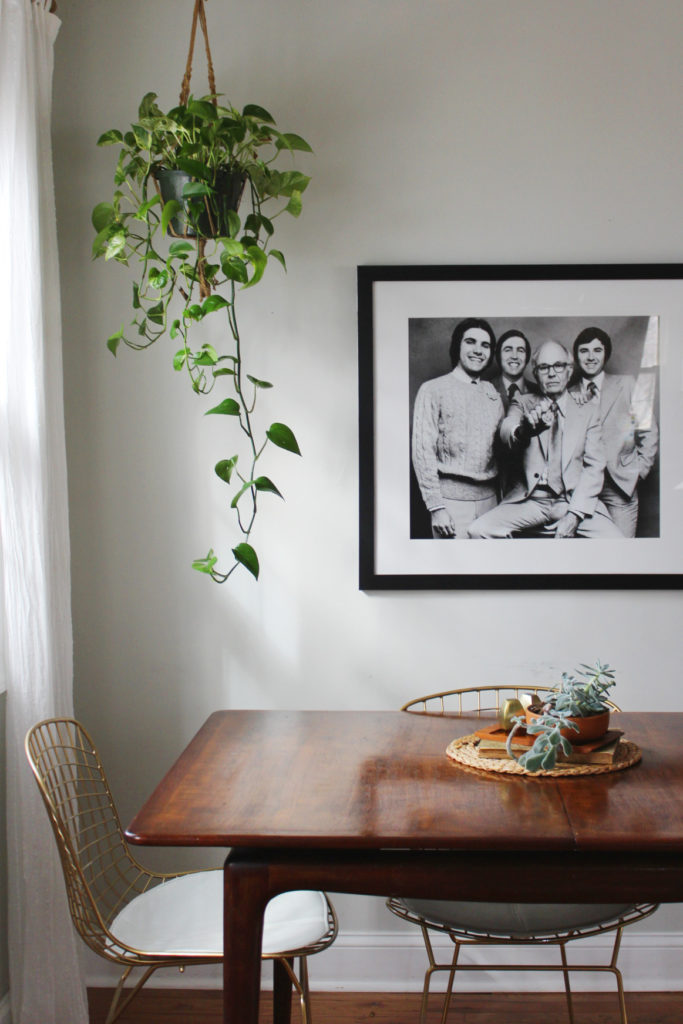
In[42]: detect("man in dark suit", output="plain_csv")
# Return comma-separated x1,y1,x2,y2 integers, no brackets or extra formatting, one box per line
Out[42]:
468,340,623,539
490,329,538,495
490,329,538,411
569,326,658,537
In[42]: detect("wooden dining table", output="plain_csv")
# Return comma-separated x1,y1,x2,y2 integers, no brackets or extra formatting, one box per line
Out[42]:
125,709,683,1024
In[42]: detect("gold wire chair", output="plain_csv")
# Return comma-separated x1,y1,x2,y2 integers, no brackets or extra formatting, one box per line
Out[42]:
26,718,338,1024
386,686,658,1024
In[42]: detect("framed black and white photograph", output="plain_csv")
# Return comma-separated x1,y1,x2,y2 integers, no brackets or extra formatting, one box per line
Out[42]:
357,264,683,589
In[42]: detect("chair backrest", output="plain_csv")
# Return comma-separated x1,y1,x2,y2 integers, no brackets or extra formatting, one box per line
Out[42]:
401,685,621,716
25,718,155,962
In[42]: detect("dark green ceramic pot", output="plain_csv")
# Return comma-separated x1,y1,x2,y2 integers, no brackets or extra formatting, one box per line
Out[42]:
155,167,247,238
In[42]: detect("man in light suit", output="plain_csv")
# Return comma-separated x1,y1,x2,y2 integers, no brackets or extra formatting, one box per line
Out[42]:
468,340,623,539
569,327,659,537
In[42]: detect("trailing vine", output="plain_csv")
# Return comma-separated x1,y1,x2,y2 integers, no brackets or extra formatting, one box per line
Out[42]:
92,92,311,582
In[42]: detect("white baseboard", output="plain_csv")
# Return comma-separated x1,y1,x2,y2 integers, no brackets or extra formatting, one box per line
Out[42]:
85,930,683,993
0,993,11,1024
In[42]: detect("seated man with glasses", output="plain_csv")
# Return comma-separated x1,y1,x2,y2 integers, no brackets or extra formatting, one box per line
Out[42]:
468,340,623,539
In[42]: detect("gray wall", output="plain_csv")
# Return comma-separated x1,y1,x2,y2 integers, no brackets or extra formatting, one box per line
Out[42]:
50,0,683,984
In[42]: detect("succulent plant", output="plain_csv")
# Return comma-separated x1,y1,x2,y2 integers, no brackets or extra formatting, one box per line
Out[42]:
506,661,616,772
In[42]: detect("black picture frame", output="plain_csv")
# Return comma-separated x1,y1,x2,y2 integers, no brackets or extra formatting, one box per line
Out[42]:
358,263,683,590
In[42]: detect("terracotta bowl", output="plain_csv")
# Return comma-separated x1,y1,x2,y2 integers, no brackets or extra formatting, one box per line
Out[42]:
525,706,610,744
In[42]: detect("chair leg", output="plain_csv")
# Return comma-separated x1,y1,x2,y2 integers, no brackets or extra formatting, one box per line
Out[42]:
559,942,575,1024
418,925,439,1024
439,940,461,1024
609,927,629,1024
105,964,158,1024
273,957,294,1024
276,954,312,1024
299,956,311,1024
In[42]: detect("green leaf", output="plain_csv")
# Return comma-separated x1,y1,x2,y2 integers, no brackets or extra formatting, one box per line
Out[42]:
134,194,162,221
213,367,235,378
244,245,268,288
138,92,162,119
170,319,181,339
182,181,212,197
91,202,116,232
106,325,124,356
266,422,301,455
275,132,313,153
232,542,259,579
226,210,241,238
161,199,183,236
187,99,219,122
192,344,218,366
230,481,252,508
132,282,140,309
131,124,153,150
215,456,238,484
147,301,164,325
192,549,218,574
206,398,241,416
285,190,303,217
104,232,127,260
91,225,113,258
242,104,275,123
96,129,124,146
254,476,283,498
202,294,230,314
244,213,262,235
247,374,273,389
267,170,310,198
173,348,187,371
269,249,287,271
148,267,169,289
220,238,244,258
221,256,249,284
169,240,194,257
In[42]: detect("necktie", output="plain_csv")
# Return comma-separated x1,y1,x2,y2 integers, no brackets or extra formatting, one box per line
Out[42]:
587,381,598,399
546,402,563,495
508,382,518,402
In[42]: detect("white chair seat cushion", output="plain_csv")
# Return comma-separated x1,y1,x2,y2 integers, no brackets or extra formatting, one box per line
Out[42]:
111,870,330,956
399,898,635,938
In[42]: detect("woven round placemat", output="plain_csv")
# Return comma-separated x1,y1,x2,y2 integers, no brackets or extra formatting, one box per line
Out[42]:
446,733,642,777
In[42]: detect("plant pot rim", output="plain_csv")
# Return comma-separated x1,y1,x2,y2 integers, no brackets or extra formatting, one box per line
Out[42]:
525,705,611,744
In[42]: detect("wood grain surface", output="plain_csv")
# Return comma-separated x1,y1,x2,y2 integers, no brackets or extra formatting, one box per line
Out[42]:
126,710,683,854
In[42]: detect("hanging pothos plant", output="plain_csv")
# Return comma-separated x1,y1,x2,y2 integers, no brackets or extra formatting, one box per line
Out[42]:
90,4,312,583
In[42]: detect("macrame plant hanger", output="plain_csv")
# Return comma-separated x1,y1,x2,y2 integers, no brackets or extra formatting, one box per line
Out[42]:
178,0,217,297
180,0,217,108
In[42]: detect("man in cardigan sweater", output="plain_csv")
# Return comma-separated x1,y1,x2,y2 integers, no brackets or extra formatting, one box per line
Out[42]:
412,319,504,538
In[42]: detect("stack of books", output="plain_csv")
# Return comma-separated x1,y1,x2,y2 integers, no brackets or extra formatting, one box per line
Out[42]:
474,724,624,765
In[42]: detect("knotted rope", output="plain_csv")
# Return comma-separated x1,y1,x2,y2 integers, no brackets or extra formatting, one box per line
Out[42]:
179,0,217,106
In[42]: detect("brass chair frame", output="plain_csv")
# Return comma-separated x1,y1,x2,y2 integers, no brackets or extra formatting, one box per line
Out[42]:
388,686,659,1024
26,718,338,1024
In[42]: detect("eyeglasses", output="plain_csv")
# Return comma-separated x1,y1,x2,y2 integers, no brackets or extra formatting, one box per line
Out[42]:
535,362,569,375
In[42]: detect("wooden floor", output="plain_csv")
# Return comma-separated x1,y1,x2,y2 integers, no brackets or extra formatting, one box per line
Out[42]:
88,988,683,1024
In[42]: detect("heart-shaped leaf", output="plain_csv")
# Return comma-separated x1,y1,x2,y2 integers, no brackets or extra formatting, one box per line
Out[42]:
267,422,301,455
232,542,259,579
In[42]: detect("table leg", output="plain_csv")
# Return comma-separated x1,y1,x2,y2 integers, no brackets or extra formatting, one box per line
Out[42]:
273,957,293,1024
223,852,270,1024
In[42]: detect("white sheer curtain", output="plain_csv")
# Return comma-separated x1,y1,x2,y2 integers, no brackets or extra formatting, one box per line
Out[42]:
0,1,88,1021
